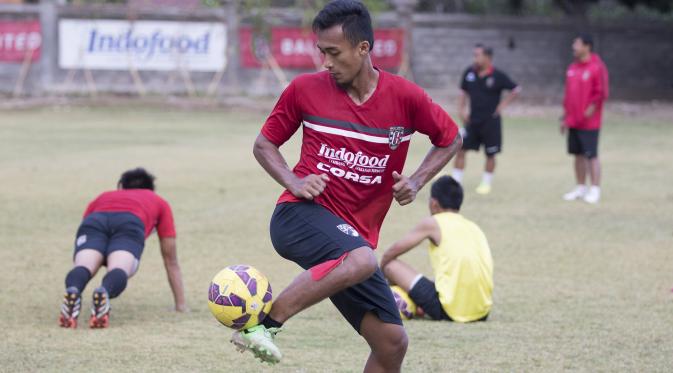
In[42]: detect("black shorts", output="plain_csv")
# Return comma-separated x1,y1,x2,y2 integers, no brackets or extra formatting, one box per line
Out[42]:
409,277,488,322
462,117,502,156
74,212,146,260
270,202,402,333
568,129,599,158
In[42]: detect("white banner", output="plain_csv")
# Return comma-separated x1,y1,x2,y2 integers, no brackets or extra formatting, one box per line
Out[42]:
58,19,227,72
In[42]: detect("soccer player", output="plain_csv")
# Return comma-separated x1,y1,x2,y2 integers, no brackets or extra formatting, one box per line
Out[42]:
561,34,609,204
380,176,493,323
58,168,187,329
231,0,461,370
451,44,520,194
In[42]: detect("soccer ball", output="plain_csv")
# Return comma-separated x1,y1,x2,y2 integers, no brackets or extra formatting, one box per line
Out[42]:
390,285,416,320
207,265,273,330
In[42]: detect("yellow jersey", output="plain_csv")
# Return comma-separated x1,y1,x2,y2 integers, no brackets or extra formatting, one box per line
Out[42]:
429,212,493,322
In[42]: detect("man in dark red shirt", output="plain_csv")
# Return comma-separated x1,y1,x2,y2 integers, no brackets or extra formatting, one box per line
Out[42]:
230,1,461,370
561,34,609,204
58,168,187,329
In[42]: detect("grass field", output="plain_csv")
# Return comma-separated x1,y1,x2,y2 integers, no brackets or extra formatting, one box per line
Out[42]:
1,104,672,372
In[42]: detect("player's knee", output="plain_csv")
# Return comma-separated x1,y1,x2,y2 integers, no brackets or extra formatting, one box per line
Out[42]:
377,328,408,359
345,247,377,284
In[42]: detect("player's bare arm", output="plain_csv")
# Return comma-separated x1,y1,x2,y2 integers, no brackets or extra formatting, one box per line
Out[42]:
495,86,521,117
392,136,462,206
159,237,188,312
380,216,440,270
457,90,469,124
253,133,330,200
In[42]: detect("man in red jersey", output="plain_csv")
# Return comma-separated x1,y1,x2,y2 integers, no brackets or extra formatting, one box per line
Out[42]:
561,34,609,204
230,1,461,370
58,168,187,329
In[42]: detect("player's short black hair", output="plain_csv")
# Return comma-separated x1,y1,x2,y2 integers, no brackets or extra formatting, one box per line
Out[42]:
475,43,494,58
430,176,463,211
118,168,155,190
312,0,374,51
576,33,594,51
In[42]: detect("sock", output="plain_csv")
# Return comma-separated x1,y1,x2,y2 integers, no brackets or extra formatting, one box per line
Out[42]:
101,269,128,299
65,266,92,293
451,169,464,184
262,316,283,329
576,184,587,193
481,172,494,185
589,185,600,195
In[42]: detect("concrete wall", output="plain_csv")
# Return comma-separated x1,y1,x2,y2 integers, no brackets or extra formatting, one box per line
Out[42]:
412,14,673,101
1,3,672,101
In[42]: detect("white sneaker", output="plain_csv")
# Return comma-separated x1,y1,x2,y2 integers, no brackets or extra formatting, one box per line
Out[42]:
583,186,600,204
563,186,586,201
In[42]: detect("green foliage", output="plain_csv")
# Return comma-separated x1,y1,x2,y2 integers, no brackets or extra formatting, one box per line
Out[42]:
589,0,673,21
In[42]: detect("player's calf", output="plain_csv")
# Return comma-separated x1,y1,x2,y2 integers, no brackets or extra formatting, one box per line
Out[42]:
362,316,408,373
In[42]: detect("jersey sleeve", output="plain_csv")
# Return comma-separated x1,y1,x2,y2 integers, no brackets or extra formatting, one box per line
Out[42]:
499,71,518,91
156,198,176,238
260,80,302,147
411,89,459,147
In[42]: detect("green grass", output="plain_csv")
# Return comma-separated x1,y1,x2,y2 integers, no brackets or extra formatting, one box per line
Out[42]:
1,105,672,372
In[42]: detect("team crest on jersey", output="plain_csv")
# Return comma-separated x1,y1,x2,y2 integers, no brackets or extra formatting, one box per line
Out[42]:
582,71,591,81
337,224,360,237
388,126,405,150
486,77,495,88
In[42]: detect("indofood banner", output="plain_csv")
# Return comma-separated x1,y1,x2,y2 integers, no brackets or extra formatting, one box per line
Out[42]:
58,19,226,71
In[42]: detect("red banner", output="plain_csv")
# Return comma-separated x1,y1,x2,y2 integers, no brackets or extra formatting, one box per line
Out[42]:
240,26,403,69
0,20,41,62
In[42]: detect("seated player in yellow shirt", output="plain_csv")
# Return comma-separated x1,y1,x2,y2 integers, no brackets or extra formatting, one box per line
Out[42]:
381,176,493,322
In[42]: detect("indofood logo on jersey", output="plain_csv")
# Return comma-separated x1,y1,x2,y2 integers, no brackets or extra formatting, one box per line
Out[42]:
317,144,387,185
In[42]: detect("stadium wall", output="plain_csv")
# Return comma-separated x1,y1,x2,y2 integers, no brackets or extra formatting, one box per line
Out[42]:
0,2,672,101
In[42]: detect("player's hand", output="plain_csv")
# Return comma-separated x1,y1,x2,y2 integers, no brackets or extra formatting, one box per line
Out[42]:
584,104,596,118
392,171,418,206
290,174,330,200
559,123,567,135
493,106,502,118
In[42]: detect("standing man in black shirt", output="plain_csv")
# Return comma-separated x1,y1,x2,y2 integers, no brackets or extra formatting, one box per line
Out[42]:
451,44,520,194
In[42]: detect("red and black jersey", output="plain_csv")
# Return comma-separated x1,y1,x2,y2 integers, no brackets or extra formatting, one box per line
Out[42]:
83,189,176,238
261,69,458,248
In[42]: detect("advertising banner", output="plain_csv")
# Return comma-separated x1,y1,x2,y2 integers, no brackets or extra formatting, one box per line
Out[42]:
240,27,403,69
0,20,41,62
59,19,227,72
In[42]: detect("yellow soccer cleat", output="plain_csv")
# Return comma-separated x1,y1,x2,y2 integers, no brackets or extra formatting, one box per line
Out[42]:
475,183,491,195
